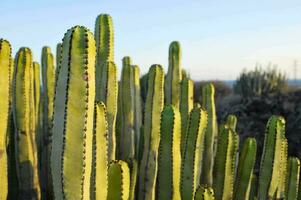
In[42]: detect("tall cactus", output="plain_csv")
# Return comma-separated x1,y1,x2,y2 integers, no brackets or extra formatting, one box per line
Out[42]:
108,160,130,200
33,62,41,130
55,43,62,77
249,174,258,200
0,39,12,200
213,126,239,200
157,105,181,200
258,115,286,199
195,185,215,200
51,26,96,200
277,138,288,199
225,114,237,131
138,65,164,200
95,14,117,161
285,157,300,200
233,137,257,200
180,78,194,155
201,83,218,186
13,47,41,199
180,107,208,200
165,41,182,109
90,102,109,200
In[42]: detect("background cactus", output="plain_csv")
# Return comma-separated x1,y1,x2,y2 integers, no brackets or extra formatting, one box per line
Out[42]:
195,185,215,200
50,26,96,200
285,157,300,200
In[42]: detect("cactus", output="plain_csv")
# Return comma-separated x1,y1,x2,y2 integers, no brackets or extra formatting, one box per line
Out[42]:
201,83,218,186
138,64,164,200
0,39,12,200
157,105,181,200
213,126,239,200
195,185,215,200
165,41,182,108
225,114,237,131
233,137,257,200
55,43,62,77
108,160,130,200
285,157,300,200
258,115,286,199
95,14,117,161
180,107,208,200
90,102,109,200
249,174,258,200
51,26,96,200
180,78,194,156
277,138,288,199
33,62,41,130
13,47,41,199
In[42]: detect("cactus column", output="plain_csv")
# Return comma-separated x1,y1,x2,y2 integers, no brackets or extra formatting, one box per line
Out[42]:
13,47,41,199
95,14,117,161
51,26,96,200
0,39,12,200
285,157,300,200
165,41,182,109
138,65,164,200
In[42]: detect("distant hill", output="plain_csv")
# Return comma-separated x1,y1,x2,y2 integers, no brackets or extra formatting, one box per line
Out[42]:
222,79,301,88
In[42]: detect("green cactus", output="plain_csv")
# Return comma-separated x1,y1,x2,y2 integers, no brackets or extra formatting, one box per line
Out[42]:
128,159,138,200
157,105,181,200
138,64,164,200
277,138,288,199
165,41,182,108
55,43,62,77
51,26,96,200
233,137,257,200
258,115,286,199
33,62,41,130
180,107,208,200
249,174,258,200
107,160,130,200
285,157,300,200
213,126,239,200
225,114,237,131
201,83,218,186
180,78,194,156
0,39,12,200
90,102,109,200
13,47,41,199
195,185,215,200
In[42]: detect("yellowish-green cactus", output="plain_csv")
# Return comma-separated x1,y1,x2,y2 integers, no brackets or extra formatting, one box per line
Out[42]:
233,137,257,200
277,138,288,199
249,174,258,200
181,107,208,200
258,115,286,199
213,126,239,200
180,78,194,156
138,64,164,200
285,157,300,200
55,43,62,77
157,105,181,200
51,26,96,200
13,47,41,199
225,114,237,131
201,83,218,186
108,160,130,200
165,41,182,109
90,102,109,200
0,39,12,200
195,185,215,200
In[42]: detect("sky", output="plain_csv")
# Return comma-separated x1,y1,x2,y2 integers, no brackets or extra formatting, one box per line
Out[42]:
1,0,301,80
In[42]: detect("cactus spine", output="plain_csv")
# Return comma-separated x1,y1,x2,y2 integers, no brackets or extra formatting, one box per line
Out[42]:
91,102,109,200
108,160,130,200
0,39,12,200
195,185,215,200
213,126,239,200
285,157,300,200
51,26,96,199
95,14,117,161
157,105,181,200
233,137,257,200
180,107,208,200
165,41,182,108
258,115,286,199
201,83,218,186
180,78,194,156
13,47,41,199
138,65,164,200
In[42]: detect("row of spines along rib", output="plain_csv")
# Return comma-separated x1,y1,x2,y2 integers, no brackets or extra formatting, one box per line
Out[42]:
51,26,96,200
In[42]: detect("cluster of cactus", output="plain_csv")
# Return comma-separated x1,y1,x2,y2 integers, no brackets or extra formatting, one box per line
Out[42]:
0,14,301,200
233,66,288,97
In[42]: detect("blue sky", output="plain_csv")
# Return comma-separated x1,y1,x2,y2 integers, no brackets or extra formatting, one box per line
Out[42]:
1,0,301,80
